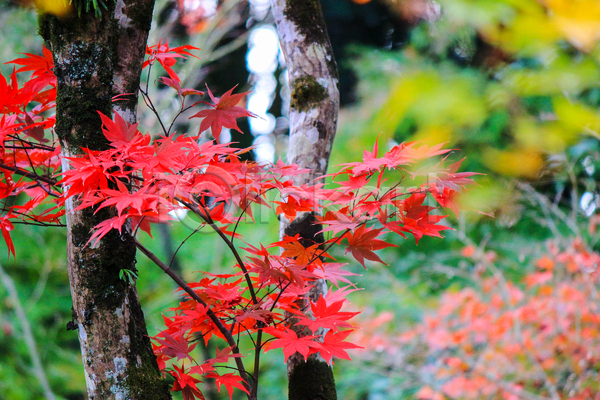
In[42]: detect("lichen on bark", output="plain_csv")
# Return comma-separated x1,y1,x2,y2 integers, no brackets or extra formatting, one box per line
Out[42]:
291,76,327,112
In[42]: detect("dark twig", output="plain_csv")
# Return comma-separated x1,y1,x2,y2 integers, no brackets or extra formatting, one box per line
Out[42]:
0,163,59,187
133,238,251,394
178,198,260,306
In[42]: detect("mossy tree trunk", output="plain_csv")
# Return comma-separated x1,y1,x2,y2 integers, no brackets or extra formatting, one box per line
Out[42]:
39,1,171,399
270,1,340,399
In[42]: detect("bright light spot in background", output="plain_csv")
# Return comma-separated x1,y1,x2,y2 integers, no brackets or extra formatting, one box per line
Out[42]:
255,74,278,93
583,155,596,175
248,92,271,116
247,27,279,74
220,128,231,144
169,208,189,221
580,192,597,217
248,91,277,134
250,114,277,135
184,0,217,15
254,135,276,162
279,69,290,118
246,24,281,162
249,0,271,20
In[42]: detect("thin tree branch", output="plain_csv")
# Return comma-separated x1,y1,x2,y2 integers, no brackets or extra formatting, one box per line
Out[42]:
133,238,251,394
0,163,59,187
178,198,260,305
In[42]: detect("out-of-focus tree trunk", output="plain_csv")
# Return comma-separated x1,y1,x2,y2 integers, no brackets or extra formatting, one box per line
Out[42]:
39,1,171,398
270,1,340,399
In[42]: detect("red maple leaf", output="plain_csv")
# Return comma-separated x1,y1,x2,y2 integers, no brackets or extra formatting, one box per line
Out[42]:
98,111,146,147
154,331,197,362
95,182,160,218
312,262,360,288
318,209,361,235
342,140,383,176
189,85,256,142
170,365,205,400
235,307,278,324
0,70,32,113
160,76,204,97
6,46,56,98
274,196,314,219
144,39,199,82
248,255,288,284
273,234,329,266
393,192,453,243
434,157,480,191
205,346,245,366
431,186,461,218
297,296,359,332
344,225,397,267
0,215,15,259
206,372,249,400
317,330,363,363
7,46,54,76
396,214,452,244
263,326,320,361
323,285,362,305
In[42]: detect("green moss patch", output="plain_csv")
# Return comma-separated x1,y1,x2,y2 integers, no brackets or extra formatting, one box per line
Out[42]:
291,76,327,112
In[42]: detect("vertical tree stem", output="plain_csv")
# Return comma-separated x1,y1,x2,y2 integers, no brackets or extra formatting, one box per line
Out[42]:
39,2,171,398
270,1,340,399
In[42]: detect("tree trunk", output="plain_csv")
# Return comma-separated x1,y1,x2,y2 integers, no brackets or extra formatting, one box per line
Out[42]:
270,1,340,399
39,2,171,399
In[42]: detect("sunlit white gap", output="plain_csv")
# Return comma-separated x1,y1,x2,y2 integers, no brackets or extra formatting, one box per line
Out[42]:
245,24,280,162
248,92,271,116
250,114,276,135
219,128,232,144
583,155,595,176
580,192,597,217
254,134,275,163
247,26,279,73
249,0,271,21
183,0,217,16
168,207,189,221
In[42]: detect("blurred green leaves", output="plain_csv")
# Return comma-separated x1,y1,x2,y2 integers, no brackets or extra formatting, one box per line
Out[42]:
333,0,600,230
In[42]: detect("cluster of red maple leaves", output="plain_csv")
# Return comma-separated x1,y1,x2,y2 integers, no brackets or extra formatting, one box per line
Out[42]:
0,42,476,399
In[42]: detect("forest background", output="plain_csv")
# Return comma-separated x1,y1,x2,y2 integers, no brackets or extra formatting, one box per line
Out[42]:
1,0,599,399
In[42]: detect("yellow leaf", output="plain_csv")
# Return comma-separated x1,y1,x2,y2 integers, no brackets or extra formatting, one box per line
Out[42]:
514,117,578,153
545,0,600,51
553,96,600,138
483,147,543,178
34,0,72,16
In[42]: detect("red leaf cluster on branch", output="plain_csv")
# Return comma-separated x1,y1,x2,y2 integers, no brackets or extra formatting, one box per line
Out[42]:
0,42,477,399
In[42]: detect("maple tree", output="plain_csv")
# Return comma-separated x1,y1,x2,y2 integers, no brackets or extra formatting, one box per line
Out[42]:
0,39,478,399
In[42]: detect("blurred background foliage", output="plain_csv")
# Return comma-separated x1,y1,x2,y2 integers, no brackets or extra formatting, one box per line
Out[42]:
0,0,599,399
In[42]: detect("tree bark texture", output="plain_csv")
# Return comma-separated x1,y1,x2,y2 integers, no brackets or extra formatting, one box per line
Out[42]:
270,1,340,399
39,2,171,399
